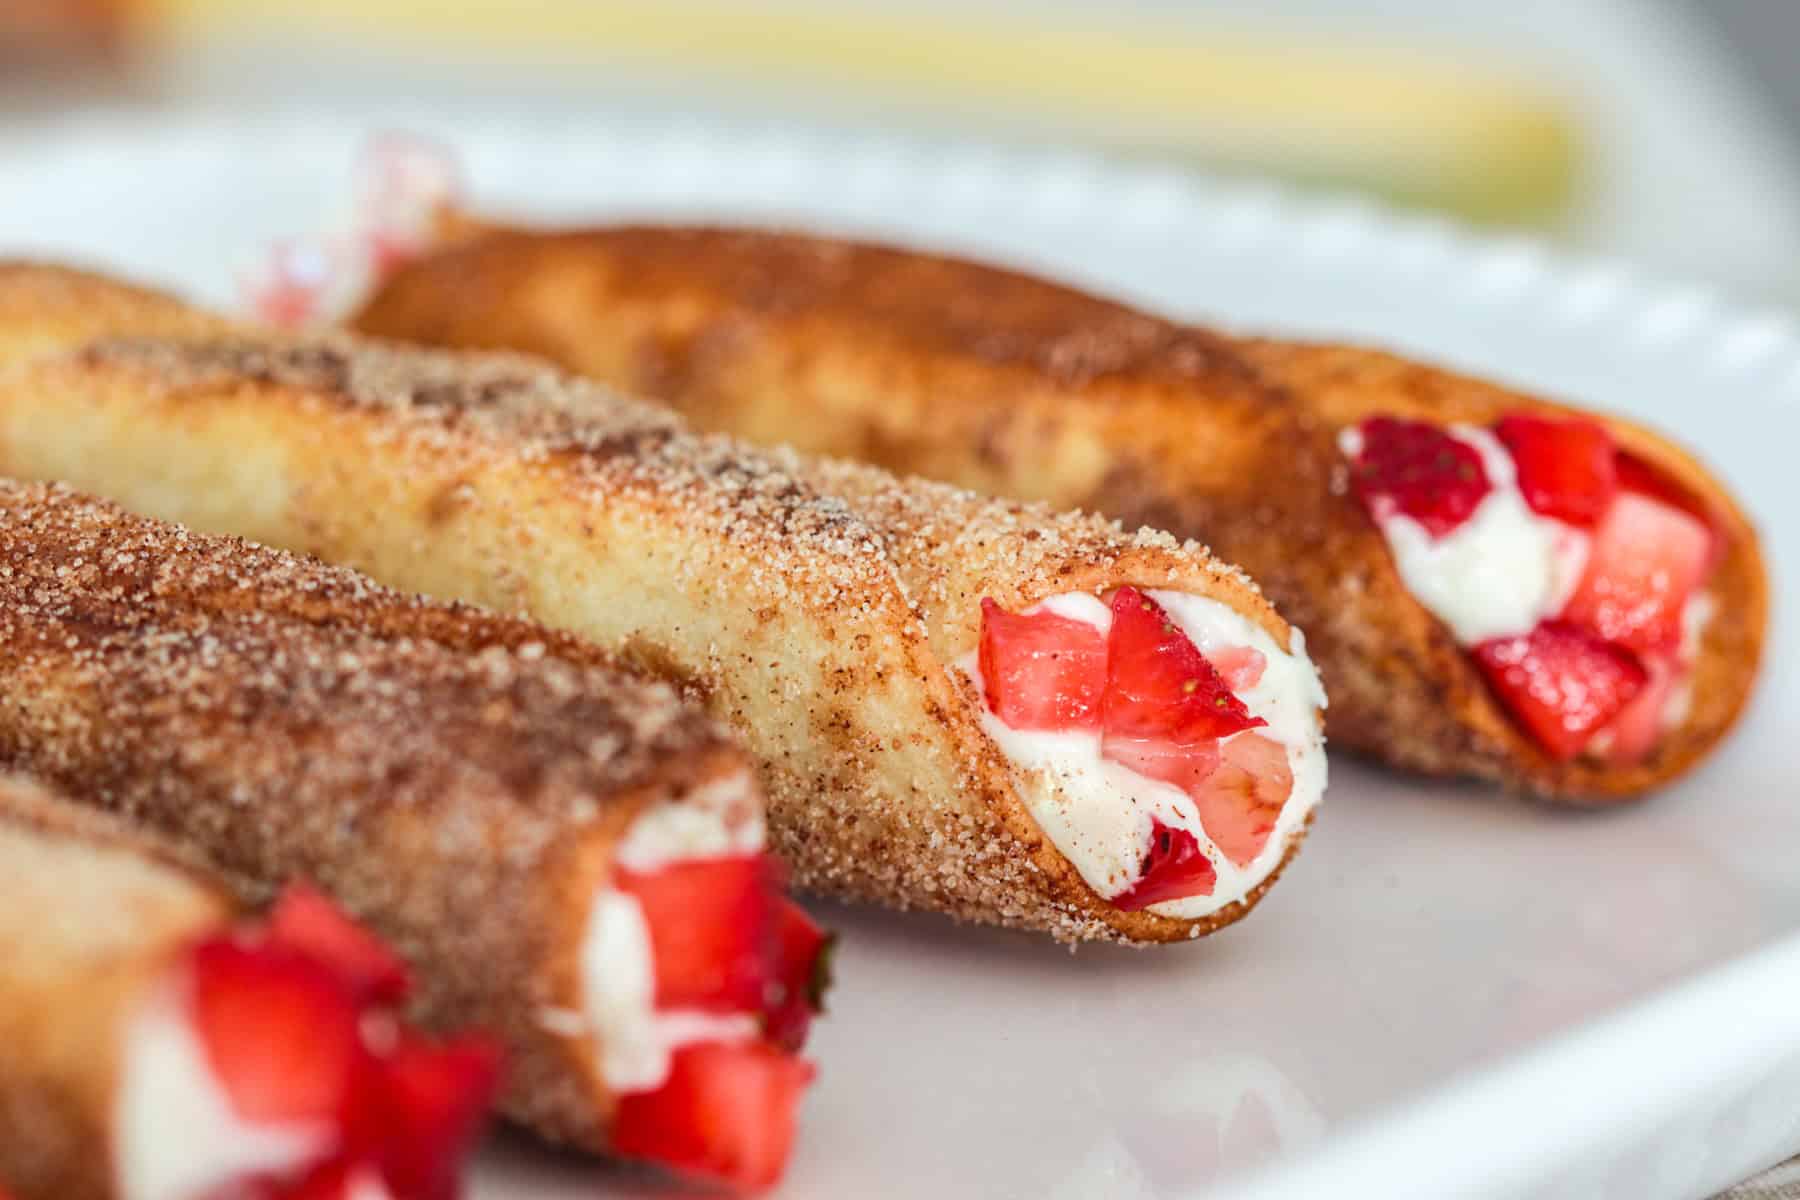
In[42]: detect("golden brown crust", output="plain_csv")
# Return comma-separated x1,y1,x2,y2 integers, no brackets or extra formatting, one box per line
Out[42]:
0,775,232,1200
354,224,1768,801
0,263,1319,943
0,479,755,1147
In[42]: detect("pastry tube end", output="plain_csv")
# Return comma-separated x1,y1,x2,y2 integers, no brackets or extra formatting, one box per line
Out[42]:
0,263,1324,944
0,775,500,1200
350,225,1766,803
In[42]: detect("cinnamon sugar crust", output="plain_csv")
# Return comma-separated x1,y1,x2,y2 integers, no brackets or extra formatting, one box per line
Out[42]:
0,263,1320,943
0,480,754,1147
352,224,1767,801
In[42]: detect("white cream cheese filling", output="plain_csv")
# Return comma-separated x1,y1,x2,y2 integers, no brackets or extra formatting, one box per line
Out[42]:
116,978,330,1200
958,590,1328,923
1340,424,1589,645
578,771,767,1094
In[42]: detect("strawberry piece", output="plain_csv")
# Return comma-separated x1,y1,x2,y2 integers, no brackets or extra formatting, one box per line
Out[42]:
276,1160,360,1200
1190,733,1294,868
1562,490,1712,653
243,240,335,330
1597,655,1678,764
1347,417,1492,537
977,598,1106,731
1102,736,1222,796
1112,823,1217,911
617,856,778,1013
189,938,364,1125
1495,413,1618,526
1615,453,1713,526
1101,588,1264,744
612,1041,815,1190
763,900,833,1054
266,885,411,1006
368,1034,504,1200
1473,622,1648,760
1207,645,1266,694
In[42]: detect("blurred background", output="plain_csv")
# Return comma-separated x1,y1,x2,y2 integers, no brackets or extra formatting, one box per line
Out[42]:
3,0,1799,305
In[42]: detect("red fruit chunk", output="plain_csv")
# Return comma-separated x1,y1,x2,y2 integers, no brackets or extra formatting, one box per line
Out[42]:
1191,734,1294,868
1102,588,1264,745
1101,736,1222,796
977,598,1107,731
266,885,411,1006
370,1034,504,1200
612,1041,816,1190
1562,491,1712,653
190,938,364,1125
1208,645,1266,694
1495,413,1618,526
1348,416,1492,537
1598,655,1678,764
618,856,778,1013
276,1160,360,1200
1616,453,1714,527
763,900,833,1054
1473,622,1648,760
1113,823,1217,911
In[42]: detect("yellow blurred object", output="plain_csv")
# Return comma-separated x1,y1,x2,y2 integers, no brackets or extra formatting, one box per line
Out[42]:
150,0,1583,226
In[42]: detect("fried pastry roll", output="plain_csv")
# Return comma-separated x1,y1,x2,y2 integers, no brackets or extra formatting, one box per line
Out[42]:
0,264,1327,944
0,480,821,1190
350,224,1766,801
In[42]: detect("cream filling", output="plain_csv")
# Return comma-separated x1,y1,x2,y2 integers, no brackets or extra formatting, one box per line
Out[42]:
116,978,330,1200
578,773,767,1094
1341,424,1589,645
958,590,1328,922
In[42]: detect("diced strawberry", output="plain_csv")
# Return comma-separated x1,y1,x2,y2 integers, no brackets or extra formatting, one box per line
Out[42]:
275,1160,360,1200
1101,736,1222,796
1347,417,1492,537
1207,645,1266,694
1101,588,1264,744
189,939,365,1125
367,1034,503,1200
1189,733,1293,868
1112,823,1217,911
266,885,411,1006
1616,453,1713,526
617,856,778,1014
1473,622,1648,760
1562,491,1712,653
1597,655,1679,764
977,598,1107,731
612,1041,816,1191
1495,413,1618,526
763,900,833,1054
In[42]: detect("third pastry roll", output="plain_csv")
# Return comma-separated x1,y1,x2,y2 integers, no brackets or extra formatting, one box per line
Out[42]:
347,223,1767,802
0,479,821,1191
0,263,1328,945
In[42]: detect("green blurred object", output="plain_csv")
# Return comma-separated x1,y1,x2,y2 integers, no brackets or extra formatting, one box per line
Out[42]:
154,0,1586,227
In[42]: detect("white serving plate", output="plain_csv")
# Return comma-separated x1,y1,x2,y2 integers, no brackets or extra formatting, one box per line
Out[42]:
2,111,1797,1200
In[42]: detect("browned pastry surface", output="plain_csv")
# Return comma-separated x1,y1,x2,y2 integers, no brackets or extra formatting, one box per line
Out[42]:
355,224,1768,801
0,479,753,1146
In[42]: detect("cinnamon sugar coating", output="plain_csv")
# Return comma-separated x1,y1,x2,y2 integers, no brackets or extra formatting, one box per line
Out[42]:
0,480,754,1148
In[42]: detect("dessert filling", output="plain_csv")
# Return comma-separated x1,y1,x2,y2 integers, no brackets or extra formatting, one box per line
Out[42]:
958,587,1328,921
116,889,498,1200
1342,413,1718,763
581,775,827,1190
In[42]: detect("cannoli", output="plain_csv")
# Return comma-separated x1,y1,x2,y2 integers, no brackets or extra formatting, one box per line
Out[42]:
0,773,498,1200
0,480,822,1190
0,263,1328,944
349,224,1766,801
